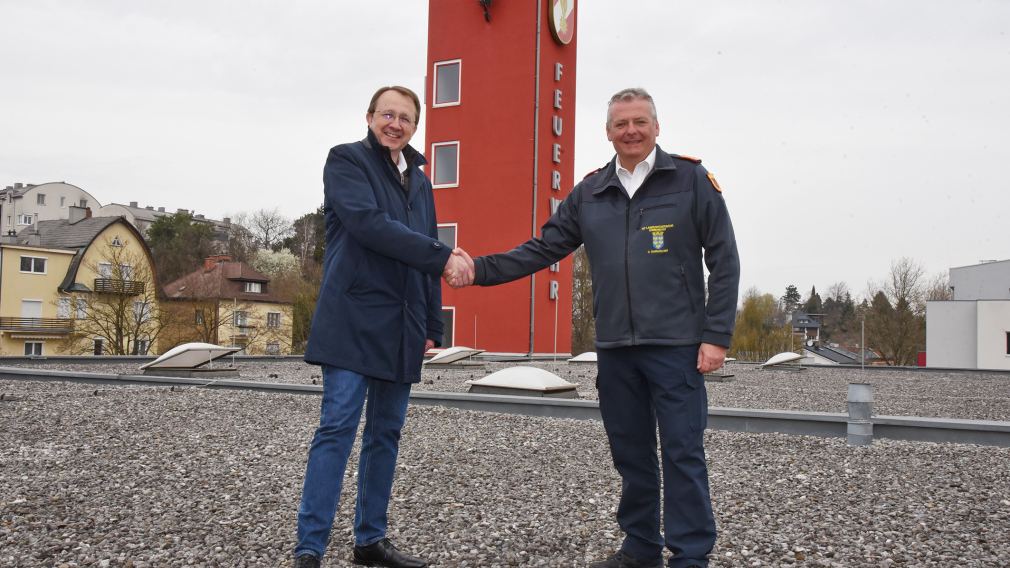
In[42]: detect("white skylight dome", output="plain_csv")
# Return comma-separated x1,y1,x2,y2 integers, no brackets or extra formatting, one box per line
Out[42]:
466,366,578,398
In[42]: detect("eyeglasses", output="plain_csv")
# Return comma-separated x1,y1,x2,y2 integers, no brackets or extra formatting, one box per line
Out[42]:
374,110,415,127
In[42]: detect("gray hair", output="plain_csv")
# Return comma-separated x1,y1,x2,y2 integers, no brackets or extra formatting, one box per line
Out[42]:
606,87,657,125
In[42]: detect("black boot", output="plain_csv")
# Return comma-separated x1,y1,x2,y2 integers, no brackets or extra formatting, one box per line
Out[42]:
293,554,321,568
589,550,664,568
352,538,427,568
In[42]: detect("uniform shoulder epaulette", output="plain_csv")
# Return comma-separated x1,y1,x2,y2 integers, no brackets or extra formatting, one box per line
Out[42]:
673,153,702,164
583,165,605,179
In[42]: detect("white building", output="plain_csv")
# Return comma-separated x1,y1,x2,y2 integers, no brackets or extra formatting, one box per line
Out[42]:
0,182,101,236
926,259,1010,370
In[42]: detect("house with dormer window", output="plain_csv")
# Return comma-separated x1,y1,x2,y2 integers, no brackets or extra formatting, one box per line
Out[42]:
0,208,162,356
161,255,293,355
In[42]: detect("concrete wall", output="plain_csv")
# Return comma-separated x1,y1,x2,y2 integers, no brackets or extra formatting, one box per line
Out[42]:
926,301,977,368
976,300,1010,370
950,260,1010,301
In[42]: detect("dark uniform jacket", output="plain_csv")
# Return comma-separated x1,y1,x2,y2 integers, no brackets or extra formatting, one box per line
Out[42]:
474,146,740,349
304,129,451,382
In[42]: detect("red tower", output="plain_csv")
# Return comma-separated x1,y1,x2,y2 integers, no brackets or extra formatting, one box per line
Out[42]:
425,0,577,355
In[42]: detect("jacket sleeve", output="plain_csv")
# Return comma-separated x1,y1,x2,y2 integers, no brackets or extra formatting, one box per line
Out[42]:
473,188,584,285
325,145,451,276
694,165,740,348
424,193,445,346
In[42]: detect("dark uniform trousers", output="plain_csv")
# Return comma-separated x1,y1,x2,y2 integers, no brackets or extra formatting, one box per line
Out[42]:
597,344,717,567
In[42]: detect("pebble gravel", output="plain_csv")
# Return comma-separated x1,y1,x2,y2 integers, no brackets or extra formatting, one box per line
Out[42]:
2,370,1009,567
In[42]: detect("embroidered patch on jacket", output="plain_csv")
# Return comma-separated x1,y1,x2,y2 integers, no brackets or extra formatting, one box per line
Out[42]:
641,224,675,254
707,172,723,193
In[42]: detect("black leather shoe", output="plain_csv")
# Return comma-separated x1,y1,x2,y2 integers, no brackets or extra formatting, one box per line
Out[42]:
352,538,427,568
589,550,664,568
293,554,321,568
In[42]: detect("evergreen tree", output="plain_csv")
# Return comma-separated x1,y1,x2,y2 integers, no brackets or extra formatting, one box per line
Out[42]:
802,285,822,314
781,284,801,312
146,212,217,284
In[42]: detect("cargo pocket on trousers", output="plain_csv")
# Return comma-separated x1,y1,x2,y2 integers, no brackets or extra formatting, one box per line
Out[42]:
688,369,707,432
679,369,706,432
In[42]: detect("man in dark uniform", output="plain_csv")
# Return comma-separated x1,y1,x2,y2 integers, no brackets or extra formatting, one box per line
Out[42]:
451,88,739,568
294,85,472,568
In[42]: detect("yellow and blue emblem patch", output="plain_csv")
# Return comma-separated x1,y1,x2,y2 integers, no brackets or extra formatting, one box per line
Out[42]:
641,224,675,254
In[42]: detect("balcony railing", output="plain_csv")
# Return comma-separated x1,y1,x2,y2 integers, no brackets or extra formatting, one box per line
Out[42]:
231,325,257,338
94,278,145,295
0,317,74,333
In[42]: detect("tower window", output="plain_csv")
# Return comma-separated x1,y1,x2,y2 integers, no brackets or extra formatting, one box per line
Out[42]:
431,142,460,188
433,59,461,107
437,224,457,249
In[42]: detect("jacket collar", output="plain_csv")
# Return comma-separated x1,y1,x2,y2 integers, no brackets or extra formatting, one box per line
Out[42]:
589,144,677,195
362,128,428,168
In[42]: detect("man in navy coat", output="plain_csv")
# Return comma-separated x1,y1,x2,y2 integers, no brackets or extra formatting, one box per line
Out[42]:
294,86,472,568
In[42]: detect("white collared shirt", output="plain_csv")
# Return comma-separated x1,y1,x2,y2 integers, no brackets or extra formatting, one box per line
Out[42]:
395,152,408,186
396,152,408,175
616,146,657,199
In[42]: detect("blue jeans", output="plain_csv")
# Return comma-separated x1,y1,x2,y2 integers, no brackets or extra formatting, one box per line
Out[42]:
295,366,412,559
597,345,716,568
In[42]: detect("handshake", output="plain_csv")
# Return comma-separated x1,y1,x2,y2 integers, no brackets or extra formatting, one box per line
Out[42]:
442,248,475,288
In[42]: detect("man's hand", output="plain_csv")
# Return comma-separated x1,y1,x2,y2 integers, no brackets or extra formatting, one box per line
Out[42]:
442,247,474,288
697,343,727,374
425,339,435,351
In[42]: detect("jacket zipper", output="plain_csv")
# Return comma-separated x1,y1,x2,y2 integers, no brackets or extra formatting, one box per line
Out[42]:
624,201,636,340
638,204,676,229
680,266,697,313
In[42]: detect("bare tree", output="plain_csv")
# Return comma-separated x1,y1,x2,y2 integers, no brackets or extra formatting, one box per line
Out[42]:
570,246,595,355
60,240,171,355
239,208,294,251
864,258,928,365
924,271,953,301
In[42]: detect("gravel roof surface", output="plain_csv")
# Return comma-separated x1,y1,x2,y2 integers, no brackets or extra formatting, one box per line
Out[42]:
6,359,1010,421
3,378,1009,567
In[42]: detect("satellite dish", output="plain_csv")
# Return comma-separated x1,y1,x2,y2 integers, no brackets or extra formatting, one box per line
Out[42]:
761,351,804,368
140,342,240,370
567,351,597,363
425,345,484,365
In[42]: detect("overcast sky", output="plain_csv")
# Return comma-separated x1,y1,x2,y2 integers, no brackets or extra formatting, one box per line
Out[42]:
2,1,1008,299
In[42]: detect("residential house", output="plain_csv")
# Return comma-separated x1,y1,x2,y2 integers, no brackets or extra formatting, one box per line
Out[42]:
161,256,293,355
0,182,101,236
0,208,160,356
792,310,821,341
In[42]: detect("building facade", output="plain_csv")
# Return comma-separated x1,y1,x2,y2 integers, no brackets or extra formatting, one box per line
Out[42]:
926,259,1010,370
161,256,293,355
0,182,101,236
426,0,577,354
0,212,160,356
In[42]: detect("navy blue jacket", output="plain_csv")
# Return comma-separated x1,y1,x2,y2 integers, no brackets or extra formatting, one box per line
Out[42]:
475,146,740,348
304,129,451,382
